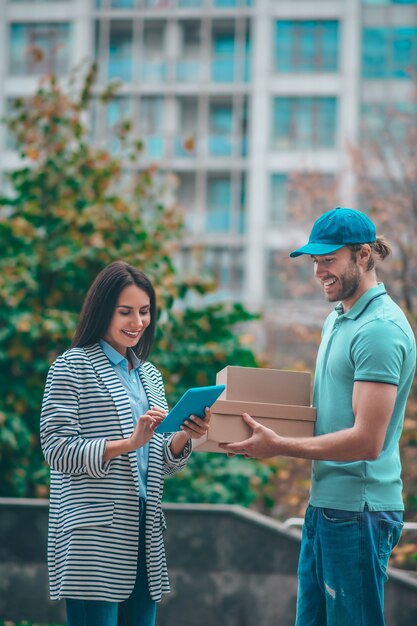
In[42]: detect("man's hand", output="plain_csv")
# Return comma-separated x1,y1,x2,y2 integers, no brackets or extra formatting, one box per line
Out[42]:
220,381,398,463
220,413,281,459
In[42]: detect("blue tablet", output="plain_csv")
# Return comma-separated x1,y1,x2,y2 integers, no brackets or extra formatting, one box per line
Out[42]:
155,384,225,434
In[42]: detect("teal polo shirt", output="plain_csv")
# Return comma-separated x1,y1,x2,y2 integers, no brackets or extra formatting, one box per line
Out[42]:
310,283,416,512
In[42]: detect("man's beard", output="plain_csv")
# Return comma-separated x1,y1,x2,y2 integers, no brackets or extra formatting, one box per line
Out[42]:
325,262,361,302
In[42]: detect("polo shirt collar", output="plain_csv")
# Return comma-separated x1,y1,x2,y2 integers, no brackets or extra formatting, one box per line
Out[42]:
335,283,387,320
99,339,141,371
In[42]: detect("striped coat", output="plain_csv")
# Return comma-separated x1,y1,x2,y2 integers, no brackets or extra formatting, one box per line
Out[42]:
40,343,191,602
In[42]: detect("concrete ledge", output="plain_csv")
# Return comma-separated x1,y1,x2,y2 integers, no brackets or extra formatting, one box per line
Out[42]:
1,499,417,625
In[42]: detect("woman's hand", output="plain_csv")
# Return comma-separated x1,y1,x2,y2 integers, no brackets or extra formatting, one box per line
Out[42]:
103,406,166,462
127,406,167,452
181,406,211,440
170,407,211,457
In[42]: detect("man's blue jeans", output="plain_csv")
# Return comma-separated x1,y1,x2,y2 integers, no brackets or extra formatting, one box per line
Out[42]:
296,504,403,626
66,498,156,626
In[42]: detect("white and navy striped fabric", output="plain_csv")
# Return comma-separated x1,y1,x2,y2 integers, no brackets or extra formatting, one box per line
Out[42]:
40,343,191,602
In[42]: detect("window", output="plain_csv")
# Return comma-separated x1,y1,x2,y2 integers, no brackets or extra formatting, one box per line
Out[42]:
108,21,132,82
266,251,317,301
275,21,339,73
212,30,235,82
4,98,23,150
209,102,233,156
362,27,417,78
177,21,201,82
360,101,417,143
272,97,338,150
139,97,163,134
270,172,336,225
182,21,201,54
12,1,72,3
238,173,246,234
214,0,252,6
9,23,71,75
106,97,133,153
111,0,135,6
139,97,164,159
177,0,203,7
203,247,244,300
174,97,198,157
95,0,135,7
206,176,232,232
363,1,417,5
270,174,289,224
175,172,196,231
141,23,166,83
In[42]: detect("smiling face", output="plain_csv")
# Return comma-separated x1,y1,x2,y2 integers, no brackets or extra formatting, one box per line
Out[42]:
103,284,151,357
312,246,364,308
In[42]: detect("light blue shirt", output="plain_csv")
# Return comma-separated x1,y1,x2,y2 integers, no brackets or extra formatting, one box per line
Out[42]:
100,340,150,499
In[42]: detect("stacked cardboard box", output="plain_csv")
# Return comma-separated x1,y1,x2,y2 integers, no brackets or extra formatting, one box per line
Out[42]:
193,366,316,453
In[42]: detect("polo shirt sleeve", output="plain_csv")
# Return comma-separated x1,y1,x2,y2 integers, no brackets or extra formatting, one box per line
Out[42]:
351,319,408,386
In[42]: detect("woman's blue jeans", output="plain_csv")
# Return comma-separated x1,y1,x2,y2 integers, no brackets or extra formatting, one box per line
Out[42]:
66,498,156,626
296,504,403,626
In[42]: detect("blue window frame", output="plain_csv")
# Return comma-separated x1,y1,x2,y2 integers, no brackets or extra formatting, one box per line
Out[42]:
272,97,338,150
275,21,339,73
362,27,417,78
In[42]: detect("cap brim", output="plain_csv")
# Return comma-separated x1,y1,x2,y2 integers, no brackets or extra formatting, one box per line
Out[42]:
289,243,345,258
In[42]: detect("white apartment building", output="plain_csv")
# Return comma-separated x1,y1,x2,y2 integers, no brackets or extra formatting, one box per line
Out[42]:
1,0,416,315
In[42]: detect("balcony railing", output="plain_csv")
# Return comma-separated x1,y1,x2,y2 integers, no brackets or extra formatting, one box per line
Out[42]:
205,210,231,233
174,135,198,158
108,59,132,81
101,133,248,160
176,60,201,82
140,61,167,82
9,59,69,76
95,0,253,7
208,135,233,156
89,57,250,85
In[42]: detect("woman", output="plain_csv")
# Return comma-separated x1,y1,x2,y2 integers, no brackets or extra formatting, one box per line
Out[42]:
40,261,210,626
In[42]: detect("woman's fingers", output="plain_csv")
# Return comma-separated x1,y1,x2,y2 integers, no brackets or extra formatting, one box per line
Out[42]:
146,407,167,419
180,413,210,438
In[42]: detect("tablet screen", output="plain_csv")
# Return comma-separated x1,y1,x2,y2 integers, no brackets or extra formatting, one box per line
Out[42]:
155,384,225,434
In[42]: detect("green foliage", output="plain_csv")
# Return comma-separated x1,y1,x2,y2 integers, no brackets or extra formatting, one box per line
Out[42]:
155,302,258,400
0,63,276,506
163,452,276,508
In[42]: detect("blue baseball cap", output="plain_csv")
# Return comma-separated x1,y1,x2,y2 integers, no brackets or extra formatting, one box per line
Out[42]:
289,207,376,258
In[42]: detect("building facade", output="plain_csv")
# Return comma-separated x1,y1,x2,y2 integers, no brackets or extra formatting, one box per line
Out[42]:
1,0,416,312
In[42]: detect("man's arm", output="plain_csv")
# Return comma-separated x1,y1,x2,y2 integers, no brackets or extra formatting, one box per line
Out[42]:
220,381,397,460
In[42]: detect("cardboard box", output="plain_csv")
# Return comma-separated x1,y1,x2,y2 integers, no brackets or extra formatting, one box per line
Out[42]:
193,366,316,454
